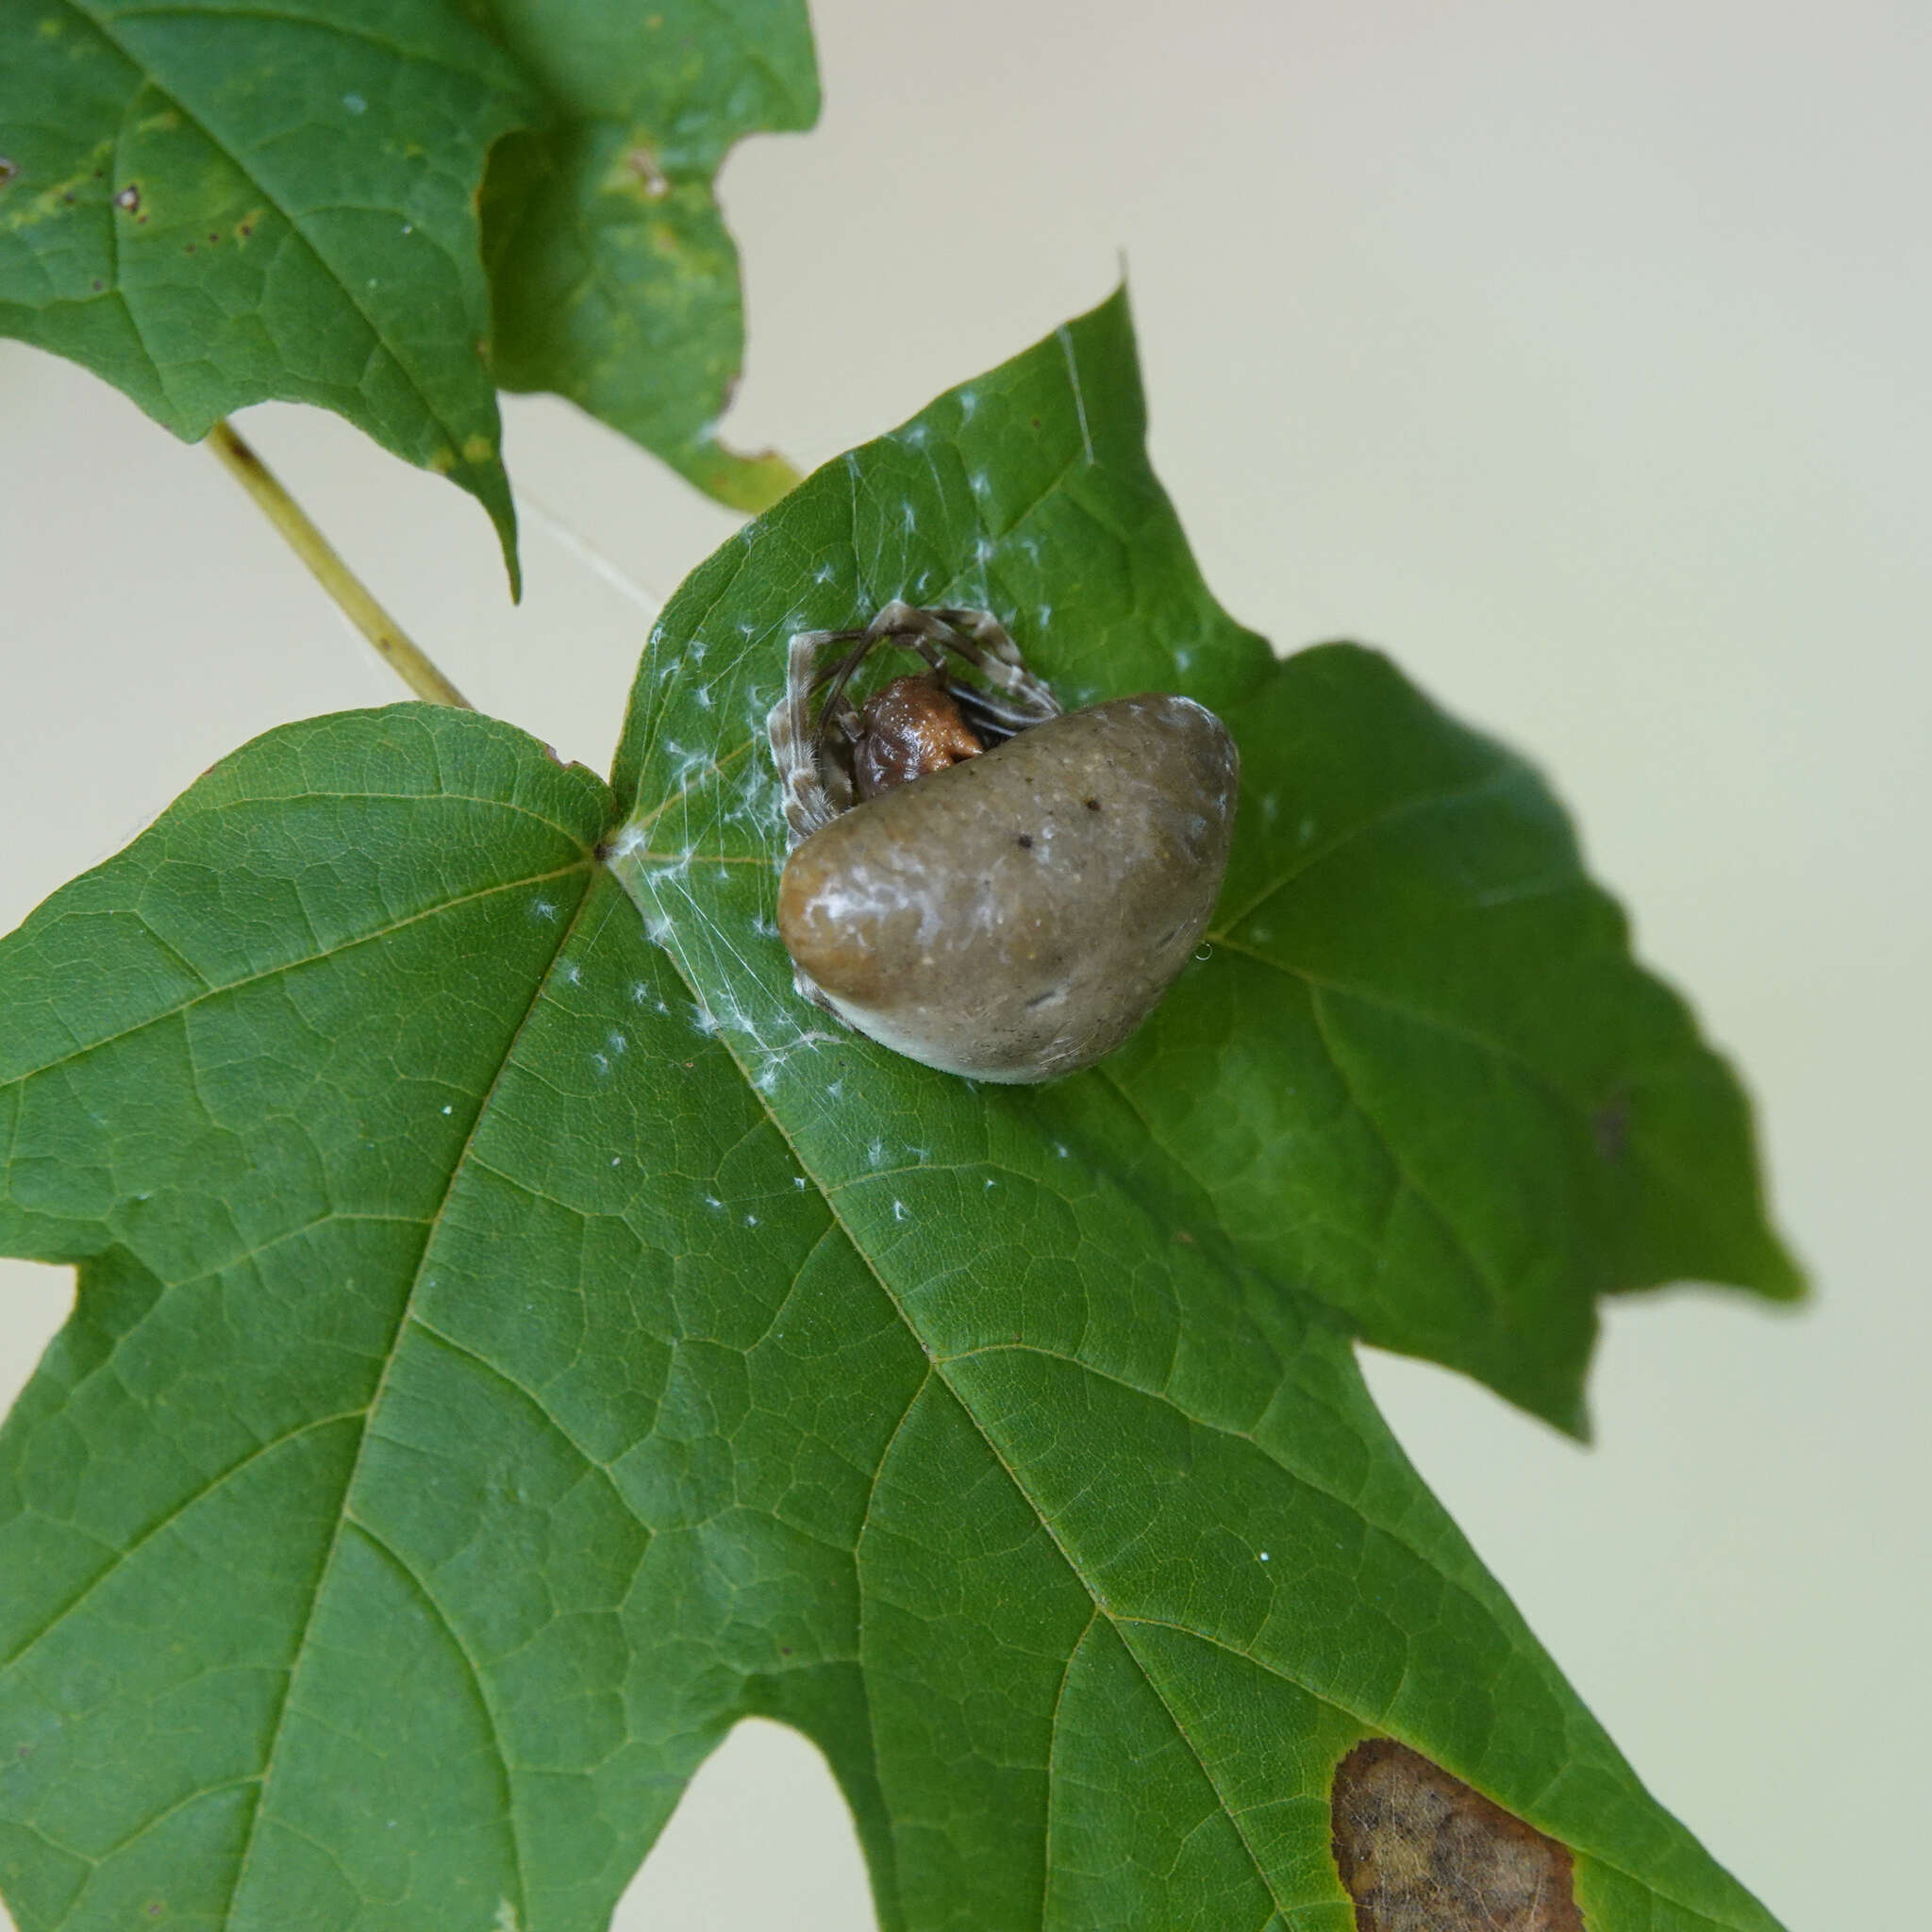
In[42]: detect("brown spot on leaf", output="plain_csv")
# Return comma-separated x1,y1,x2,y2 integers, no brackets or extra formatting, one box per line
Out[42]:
113,183,140,213
1592,1091,1630,1162
0,158,17,188
626,146,670,199
1331,1740,1584,1932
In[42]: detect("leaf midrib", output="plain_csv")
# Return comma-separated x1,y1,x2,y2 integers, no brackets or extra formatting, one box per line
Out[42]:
631,924,1382,1924
212,866,607,1928
1208,763,1526,937
635,898,1779,1932
1210,930,1728,1290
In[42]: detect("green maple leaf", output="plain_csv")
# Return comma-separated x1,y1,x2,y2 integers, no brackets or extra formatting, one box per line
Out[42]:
0,291,1796,1930
478,0,819,513
0,0,818,587
0,0,538,582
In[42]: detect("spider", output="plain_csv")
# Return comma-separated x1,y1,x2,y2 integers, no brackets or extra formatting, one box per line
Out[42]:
767,601,1062,849
762,603,1241,1084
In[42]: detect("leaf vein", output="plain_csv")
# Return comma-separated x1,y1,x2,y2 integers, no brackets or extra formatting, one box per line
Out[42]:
58,0,503,461
4,861,591,1091
1208,765,1523,937
343,1517,527,1922
213,864,601,1925
0,1408,366,1674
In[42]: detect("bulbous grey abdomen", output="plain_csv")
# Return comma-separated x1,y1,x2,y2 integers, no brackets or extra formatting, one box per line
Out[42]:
777,693,1240,1082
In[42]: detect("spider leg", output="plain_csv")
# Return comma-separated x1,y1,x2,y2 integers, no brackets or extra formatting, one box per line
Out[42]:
808,629,874,692
772,603,1059,850
947,683,1048,741
929,606,1024,661
769,628,848,846
809,632,892,816
878,602,1061,724
811,632,881,746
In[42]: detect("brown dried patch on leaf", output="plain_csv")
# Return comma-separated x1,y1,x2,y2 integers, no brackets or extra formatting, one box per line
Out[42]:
1592,1089,1631,1162
1331,1739,1585,1931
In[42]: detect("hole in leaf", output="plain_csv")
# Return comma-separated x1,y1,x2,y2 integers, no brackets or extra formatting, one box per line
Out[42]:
613,1718,871,1930
0,1257,77,1416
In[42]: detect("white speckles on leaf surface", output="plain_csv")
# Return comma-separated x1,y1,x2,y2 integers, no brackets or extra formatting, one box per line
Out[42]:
584,283,1794,1928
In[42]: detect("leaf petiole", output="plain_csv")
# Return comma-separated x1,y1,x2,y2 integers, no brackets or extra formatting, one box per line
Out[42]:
208,421,473,709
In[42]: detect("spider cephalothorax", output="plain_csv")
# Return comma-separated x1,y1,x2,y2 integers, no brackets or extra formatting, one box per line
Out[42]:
767,604,1239,1084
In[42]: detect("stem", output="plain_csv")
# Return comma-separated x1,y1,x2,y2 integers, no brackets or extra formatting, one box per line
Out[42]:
208,421,473,708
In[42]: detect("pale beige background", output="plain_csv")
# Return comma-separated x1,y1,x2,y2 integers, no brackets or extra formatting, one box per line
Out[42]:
4,1,1927,1925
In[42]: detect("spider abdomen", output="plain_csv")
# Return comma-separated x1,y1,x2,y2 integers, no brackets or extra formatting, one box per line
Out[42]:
777,693,1239,1082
